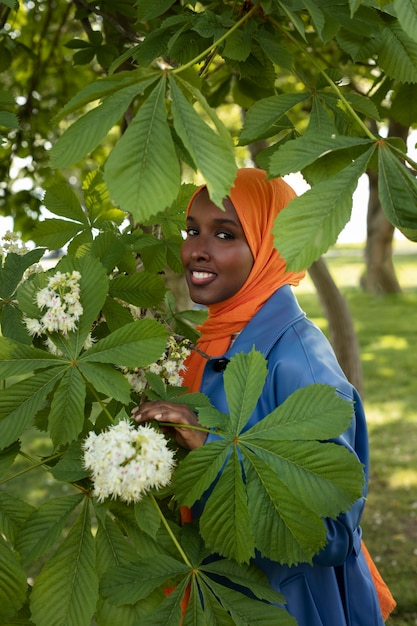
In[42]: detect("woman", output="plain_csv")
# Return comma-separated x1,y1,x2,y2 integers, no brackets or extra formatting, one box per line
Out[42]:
132,168,394,625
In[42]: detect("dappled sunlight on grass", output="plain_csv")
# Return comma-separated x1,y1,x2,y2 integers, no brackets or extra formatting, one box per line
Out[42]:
389,469,417,489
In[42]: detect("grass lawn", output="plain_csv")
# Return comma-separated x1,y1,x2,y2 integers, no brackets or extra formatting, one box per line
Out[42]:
297,240,417,626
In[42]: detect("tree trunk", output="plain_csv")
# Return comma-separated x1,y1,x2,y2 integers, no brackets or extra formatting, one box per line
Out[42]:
361,119,408,293
308,258,363,396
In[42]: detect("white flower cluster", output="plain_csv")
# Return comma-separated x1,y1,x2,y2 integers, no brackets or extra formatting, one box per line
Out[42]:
122,335,191,394
24,270,83,336
0,230,31,258
82,420,176,503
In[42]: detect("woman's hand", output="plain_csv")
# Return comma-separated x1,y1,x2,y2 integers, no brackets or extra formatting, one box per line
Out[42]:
131,401,207,450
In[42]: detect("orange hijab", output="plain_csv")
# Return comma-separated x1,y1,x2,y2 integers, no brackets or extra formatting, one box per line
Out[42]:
182,168,305,392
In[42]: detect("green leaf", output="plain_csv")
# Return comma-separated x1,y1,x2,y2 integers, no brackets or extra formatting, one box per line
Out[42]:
31,218,86,249
223,28,252,61
0,367,67,450
53,255,109,355
202,558,286,606
0,249,45,299
223,349,267,435
0,536,28,623
0,441,20,475
50,77,159,168
378,22,417,83
42,183,87,223
78,361,132,404
30,499,99,626
244,450,328,565
256,31,293,70
49,441,90,483
109,272,166,308
48,366,86,446
95,514,138,576
133,234,168,273
272,146,375,270
100,555,190,605
15,494,84,566
201,446,254,563
199,577,296,625
169,74,237,209
239,93,308,146
269,99,373,176
137,0,177,21
0,491,35,544
0,337,65,380
105,75,180,219
134,496,161,539
102,296,134,332
0,304,32,344
173,441,231,506
174,352,365,566
247,384,354,441
52,70,154,123
394,0,417,42
0,111,19,128
79,319,168,368
378,141,417,231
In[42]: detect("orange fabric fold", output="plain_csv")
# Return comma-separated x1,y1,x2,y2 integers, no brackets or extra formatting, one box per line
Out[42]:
362,541,396,621
182,168,305,392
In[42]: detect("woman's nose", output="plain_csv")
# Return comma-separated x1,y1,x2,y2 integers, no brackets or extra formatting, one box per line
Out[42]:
189,238,210,260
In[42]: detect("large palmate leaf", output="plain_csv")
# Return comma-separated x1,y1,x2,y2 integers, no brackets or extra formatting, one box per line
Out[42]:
173,350,365,566
168,74,236,210
104,74,180,220
100,524,295,626
30,498,98,626
272,146,375,270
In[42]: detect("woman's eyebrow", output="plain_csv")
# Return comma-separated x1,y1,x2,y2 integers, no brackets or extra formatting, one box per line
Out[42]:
186,215,239,227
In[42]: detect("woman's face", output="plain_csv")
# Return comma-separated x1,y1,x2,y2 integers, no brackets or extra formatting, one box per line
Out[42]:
181,188,254,305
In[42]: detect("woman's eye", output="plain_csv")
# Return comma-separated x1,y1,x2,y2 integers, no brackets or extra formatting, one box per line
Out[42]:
185,227,198,237
217,231,234,240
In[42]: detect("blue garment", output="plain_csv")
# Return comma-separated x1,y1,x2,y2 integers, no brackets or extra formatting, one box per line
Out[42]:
199,285,384,626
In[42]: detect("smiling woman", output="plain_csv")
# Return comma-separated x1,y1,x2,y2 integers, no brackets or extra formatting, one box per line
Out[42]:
132,167,394,626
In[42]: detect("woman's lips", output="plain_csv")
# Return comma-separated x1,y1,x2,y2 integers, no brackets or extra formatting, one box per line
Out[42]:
190,270,216,285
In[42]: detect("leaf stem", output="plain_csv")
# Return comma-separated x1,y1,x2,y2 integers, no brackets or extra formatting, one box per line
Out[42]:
0,450,63,485
78,368,115,424
172,3,259,75
150,493,192,567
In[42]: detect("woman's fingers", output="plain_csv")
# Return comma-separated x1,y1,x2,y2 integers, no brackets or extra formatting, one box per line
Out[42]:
130,401,206,450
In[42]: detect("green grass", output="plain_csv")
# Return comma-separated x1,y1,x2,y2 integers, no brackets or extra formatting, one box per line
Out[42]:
297,244,417,626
